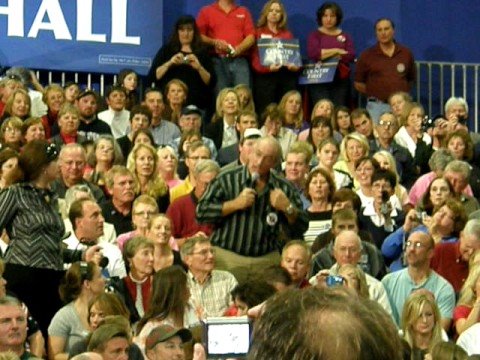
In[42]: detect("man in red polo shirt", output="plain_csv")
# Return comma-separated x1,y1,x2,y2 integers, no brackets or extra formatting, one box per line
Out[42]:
197,0,255,95
431,219,480,293
354,18,415,123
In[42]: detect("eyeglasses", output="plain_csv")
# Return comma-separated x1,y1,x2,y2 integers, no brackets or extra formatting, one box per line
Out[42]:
405,241,427,249
4,127,21,134
188,156,209,160
191,248,215,257
378,120,394,128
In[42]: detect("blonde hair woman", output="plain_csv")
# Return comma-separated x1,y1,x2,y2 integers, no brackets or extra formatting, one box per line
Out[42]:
206,88,240,150
401,292,443,359
337,263,369,299
454,265,480,336
333,132,369,187
127,143,170,212
157,146,181,189
278,90,307,135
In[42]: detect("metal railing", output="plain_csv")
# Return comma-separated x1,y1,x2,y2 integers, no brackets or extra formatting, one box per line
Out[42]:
414,61,480,132
34,60,480,130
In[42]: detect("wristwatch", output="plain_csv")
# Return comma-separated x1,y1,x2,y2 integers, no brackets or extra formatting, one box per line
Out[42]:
285,203,295,216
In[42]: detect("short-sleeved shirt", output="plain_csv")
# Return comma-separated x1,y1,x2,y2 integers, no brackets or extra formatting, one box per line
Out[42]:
355,43,415,102
381,268,456,326
197,2,255,55
48,302,89,354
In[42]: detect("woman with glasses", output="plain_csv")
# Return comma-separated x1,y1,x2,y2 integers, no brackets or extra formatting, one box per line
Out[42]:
117,195,159,252
0,116,23,151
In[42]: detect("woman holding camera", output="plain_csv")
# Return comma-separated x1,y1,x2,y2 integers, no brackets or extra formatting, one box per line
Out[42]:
147,15,214,112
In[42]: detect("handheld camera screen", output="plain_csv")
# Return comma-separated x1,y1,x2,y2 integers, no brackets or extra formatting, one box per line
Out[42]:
204,319,251,357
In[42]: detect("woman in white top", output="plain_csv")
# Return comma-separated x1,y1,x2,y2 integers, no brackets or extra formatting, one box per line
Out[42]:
394,102,431,159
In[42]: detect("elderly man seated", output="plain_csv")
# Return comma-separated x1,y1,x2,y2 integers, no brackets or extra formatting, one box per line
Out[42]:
181,236,238,318
309,230,392,316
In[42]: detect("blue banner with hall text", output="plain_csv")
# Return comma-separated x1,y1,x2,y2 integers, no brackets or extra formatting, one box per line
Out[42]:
0,0,163,75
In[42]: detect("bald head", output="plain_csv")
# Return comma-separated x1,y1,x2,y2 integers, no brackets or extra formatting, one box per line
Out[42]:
333,230,362,266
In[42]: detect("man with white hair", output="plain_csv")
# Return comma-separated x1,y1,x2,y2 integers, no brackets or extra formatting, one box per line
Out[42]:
431,219,480,293
309,230,392,315
444,160,480,216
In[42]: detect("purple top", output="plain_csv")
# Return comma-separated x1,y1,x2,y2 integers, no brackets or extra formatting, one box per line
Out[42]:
307,30,355,67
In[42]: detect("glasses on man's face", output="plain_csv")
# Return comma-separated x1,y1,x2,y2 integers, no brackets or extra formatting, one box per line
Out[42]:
405,241,427,249
192,248,215,257
378,120,394,128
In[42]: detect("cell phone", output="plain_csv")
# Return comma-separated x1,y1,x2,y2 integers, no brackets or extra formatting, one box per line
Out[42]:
415,210,427,222
326,275,344,287
202,316,251,358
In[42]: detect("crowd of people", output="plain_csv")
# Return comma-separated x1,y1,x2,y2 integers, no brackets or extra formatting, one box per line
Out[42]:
1,0,480,359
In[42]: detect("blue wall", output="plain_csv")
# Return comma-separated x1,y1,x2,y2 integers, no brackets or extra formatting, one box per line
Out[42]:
162,0,479,63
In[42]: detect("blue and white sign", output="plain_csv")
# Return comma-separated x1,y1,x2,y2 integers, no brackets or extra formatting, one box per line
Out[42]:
0,0,163,75
298,59,338,85
257,38,302,67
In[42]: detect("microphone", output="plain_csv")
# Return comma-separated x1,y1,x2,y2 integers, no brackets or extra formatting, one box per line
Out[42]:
99,256,109,269
249,172,259,189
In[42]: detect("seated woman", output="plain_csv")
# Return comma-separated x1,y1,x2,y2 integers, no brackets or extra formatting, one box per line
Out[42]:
394,102,432,175
110,236,154,324
333,132,370,188
416,177,453,216
453,264,480,338
304,116,335,157
41,84,65,139
354,156,380,207
445,129,480,199
358,168,405,250
234,84,255,113
298,99,338,142
382,198,467,272
63,82,80,105
0,75,24,118
0,116,23,150
117,68,139,110
260,103,297,160
127,143,170,212
84,135,124,195
303,168,335,247
332,106,353,140
373,150,410,211
162,79,188,124
1,88,31,122
315,138,352,189
48,262,105,360
49,103,85,149
148,214,182,272
134,265,198,357
388,91,412,125
68,293,143,359
21,117,46,144
205,88,240,150
117,195,159,251
157,145,182,189
278,90,308,135
0,147,20,190
132,128,156,148
401,292,444,360
147,15,213,112
337,263,369,299
116,105,152,159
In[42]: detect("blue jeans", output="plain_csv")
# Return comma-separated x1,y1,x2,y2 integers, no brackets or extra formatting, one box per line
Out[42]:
366,100,391,124
212,57,251,95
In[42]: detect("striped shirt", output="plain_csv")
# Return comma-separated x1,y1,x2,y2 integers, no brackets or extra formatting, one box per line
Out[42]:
0,183,66,270
187,270,238,318
196,166,309,256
